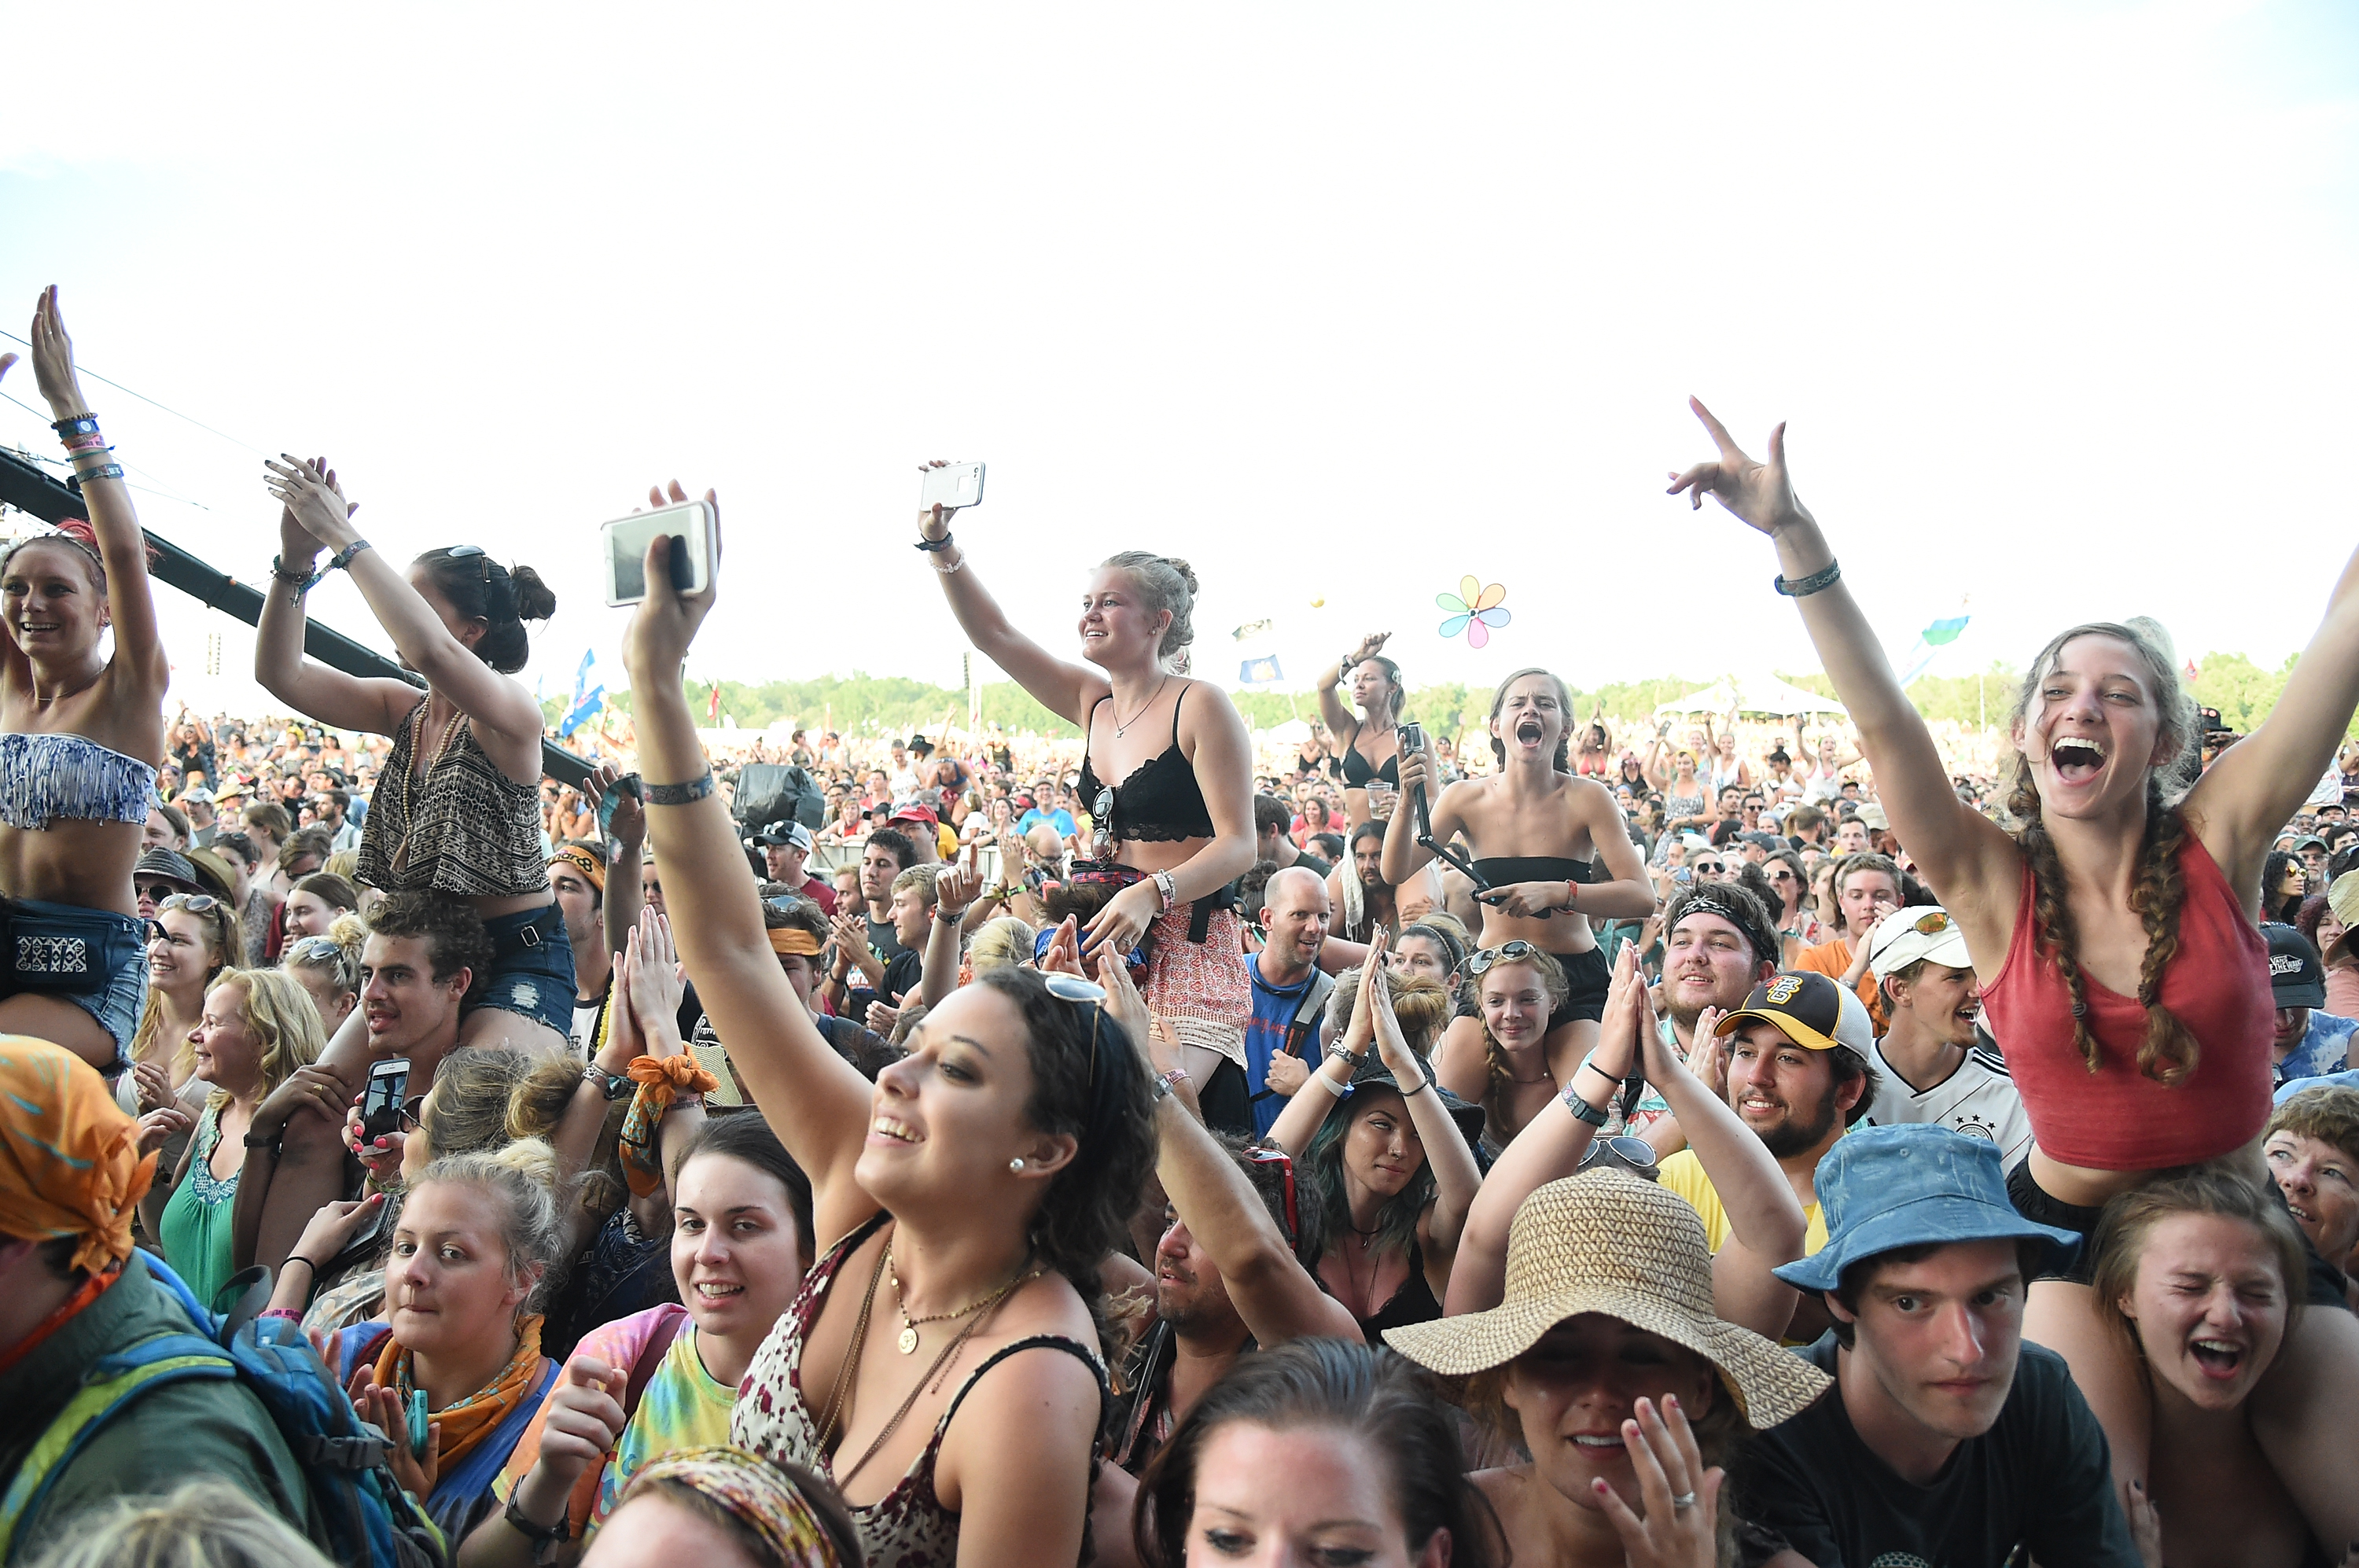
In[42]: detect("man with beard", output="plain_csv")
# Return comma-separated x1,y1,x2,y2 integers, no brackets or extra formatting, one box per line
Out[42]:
1107,1110,1358,1474
1327,820,1398,944
1659,970,1879,1338
1624,884,1782,1149
1860,904,2033,1166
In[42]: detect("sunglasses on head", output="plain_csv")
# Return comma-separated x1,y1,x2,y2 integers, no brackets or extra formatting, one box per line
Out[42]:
285,934,345,963
1042,972,1110,1091
1904,910,1952,936
1465,940,1540,976
1240,1145,1301,1242
1577,1135,1660,1180
158,892,221,915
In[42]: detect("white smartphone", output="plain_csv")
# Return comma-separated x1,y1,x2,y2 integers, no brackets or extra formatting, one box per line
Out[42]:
918,462,985,511
599,500,715,607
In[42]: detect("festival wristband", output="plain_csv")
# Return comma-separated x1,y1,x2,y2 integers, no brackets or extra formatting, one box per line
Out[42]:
643,771,716,806
1773,559,1841,598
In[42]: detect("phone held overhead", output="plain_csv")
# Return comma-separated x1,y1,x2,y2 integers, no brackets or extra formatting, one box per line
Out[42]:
599,499,716,607
918,462,985,512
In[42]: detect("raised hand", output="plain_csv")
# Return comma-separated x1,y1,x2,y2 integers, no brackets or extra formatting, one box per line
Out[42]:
1345,632,1391,668
1039,915,1088,979
619,480,723,684
135,1104,194,1156
262,456,361,554
584,764,646,846
1665,397,1807,536
933,862,981,922
1592,1394,1721,1568
866,992,906,1036
289,1191,386,1270
915,458,962,541
624,910,683,1041
351,1373,440,1501
28,286,91,418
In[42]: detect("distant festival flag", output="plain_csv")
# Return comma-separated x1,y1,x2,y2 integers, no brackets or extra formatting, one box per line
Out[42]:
708,681,723,723
1239,655,1284,685
1232,618,1275,642
559,650,604,738
1896,609,1971,686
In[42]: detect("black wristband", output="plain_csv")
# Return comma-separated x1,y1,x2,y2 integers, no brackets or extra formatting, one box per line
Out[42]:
283,1254,318,1276
914,532,955,554
1773,559,1841,598
244,1128,283,1151
502,1493,571,1551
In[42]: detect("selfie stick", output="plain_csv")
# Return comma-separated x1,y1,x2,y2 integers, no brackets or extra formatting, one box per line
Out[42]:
1408,749,1489,893
0,451,594,789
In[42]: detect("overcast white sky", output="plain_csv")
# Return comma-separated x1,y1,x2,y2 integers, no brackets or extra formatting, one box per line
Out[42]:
3,2,2354,720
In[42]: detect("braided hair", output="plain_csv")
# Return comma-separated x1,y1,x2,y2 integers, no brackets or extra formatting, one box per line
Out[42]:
2005,620,2203,1085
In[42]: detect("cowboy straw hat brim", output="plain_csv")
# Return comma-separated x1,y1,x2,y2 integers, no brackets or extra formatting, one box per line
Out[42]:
1383,1282,1830,1429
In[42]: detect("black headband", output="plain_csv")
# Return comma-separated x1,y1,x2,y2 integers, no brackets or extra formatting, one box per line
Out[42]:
1669,892,1776,966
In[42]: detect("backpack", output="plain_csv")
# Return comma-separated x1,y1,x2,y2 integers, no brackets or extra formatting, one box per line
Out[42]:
0,1259,447,1568
731,763,826,831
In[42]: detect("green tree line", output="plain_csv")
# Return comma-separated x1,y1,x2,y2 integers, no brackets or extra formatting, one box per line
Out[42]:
553,650,2337,746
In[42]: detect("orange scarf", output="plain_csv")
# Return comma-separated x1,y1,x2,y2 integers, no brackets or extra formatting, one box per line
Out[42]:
619,1054,721,1198
372,1313,549,1470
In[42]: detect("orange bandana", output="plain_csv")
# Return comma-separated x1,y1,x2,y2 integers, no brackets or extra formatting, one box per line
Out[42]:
0,1037,156,1275
768,928,823,958
373,1312,550,1470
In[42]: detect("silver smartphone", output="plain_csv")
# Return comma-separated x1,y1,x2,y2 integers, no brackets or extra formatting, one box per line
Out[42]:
600,500,715,607
918,462,985,511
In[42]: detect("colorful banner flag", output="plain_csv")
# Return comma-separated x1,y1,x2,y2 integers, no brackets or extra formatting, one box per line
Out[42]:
1232,618,1275,642
558,650,603,738
1238,655,1284,686
1921,616,1970,646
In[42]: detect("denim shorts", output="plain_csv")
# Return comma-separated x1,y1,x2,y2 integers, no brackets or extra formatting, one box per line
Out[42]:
469,903,578,1039
67,939,150,1074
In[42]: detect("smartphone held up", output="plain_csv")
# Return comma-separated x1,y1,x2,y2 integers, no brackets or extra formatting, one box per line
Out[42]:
600,499,716,607
918,461,985,512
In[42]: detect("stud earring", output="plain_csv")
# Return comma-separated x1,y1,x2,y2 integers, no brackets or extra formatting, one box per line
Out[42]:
1009,1158,1025,1172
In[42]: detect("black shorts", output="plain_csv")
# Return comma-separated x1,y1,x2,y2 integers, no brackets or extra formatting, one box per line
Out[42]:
1196,1058,1253,1139
2008,1159,2350,1306
1547,948,1611,1032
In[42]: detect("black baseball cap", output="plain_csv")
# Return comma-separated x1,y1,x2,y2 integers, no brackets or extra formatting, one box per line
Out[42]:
2264,922,2326,1009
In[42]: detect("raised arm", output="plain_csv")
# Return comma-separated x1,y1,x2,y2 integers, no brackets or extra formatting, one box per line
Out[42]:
915,480,1104,725
920,860,978,1008
20,290,167,701
1378,745,1466,886
1572,782,1658,921
1266,946,1378,1157
1444,946,1647,1316
2189,539,2359,901
620,484,875,1244
1369,969,1481,1262
1635,999,1805,1342
252,458,423,738
1316,633,1387,746
584,766,646,963
1667,402,2016,931
263,458,545,771
1642,726,1675,789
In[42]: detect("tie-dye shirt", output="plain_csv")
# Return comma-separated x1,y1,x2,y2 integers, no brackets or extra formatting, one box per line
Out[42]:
493,1305,734,1538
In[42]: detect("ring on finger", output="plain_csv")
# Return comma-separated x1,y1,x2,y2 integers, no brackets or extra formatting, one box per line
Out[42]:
1669,1491,1697,1510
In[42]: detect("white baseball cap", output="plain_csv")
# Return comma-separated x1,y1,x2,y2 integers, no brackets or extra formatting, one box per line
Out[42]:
1868,904,1972,981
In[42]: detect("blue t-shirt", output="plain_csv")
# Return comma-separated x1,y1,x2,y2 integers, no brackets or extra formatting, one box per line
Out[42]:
2276,1011,2359,1086
1018,808,1077,838
1246,957,1319,1138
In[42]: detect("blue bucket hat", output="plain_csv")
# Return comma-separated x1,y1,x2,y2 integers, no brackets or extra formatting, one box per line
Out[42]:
1773,1125,2080,1294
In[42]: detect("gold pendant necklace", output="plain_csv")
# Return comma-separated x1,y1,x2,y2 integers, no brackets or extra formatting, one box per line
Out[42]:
885,1240,1038,1354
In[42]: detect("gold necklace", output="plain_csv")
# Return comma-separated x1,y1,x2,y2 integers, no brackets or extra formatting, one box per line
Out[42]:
885,1239,1038,1354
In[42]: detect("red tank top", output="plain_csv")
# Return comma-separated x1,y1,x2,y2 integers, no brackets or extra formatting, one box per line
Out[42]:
1980,835,2272,1171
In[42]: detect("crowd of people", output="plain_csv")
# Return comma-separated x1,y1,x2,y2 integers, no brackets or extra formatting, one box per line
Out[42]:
5,294,2359,1568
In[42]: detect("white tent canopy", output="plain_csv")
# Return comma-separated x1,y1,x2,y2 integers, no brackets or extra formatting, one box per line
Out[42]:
1260,718,1315,745
1654,675,1847,720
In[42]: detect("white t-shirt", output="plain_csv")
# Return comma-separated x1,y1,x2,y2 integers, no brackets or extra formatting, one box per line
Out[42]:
1862,1036,2034,1168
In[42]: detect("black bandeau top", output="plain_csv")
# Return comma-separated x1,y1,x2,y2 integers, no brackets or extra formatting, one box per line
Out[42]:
1470,854,1600,886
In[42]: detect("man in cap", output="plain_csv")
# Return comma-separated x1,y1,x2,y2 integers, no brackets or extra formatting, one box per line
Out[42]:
178,782,219,848
2296,834,2331,888
2267,922,2357,1086
549,845,613,1060
1732,1124,2139,1566
1661,970,1879,1288
0,1039,315,1555
753,819,835,915
1860,905,2033,1167
131,846,209,924
888,803,948,864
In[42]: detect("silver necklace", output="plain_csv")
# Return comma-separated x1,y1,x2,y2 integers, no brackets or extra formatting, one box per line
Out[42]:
1111,674,1172,739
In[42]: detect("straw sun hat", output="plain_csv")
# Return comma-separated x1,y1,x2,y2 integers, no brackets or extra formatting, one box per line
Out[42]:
1383,1172,1830,1427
